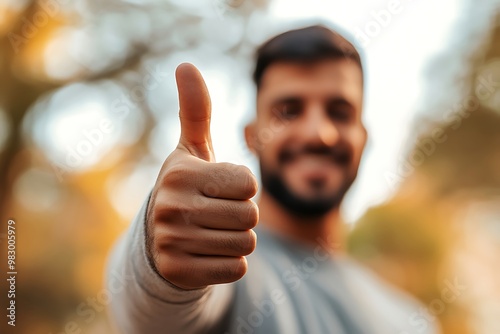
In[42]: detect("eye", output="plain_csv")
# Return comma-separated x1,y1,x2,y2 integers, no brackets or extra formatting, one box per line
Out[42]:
327,101,352,122
273,101,302,120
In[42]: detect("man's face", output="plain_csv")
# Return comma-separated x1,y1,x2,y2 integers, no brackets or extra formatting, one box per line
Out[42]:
246,59,366,218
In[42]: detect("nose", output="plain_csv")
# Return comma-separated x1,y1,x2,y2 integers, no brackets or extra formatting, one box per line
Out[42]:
299,102,340,146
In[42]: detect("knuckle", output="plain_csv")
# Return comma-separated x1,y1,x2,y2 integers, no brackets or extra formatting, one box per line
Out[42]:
203,181,221,198
219,200,238,218
152,191,201,225
156,227,184,251
155,200,189,222
156,254,179,281
208,265,230,282
203,162,241,197
242,201,259,228
210,163,258,198
175,261,197,284
158,253,199,288
216,231,256,256
209,162,234,188
219,162,240,177
240,167,258,198
162,163,195,188
218,233,241,252
240,230,257,255
210,257,247,283
231,257,248,281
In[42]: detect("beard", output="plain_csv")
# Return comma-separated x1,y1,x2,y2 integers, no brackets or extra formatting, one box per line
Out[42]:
259,144,357,219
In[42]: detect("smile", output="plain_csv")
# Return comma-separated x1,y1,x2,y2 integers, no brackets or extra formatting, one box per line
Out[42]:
284,154,342,179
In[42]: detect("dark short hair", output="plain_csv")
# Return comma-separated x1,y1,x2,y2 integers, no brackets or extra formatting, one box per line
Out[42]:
253,25,363,90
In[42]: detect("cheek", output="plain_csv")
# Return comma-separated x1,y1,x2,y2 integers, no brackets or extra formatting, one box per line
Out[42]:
346,127,367,161
255,135,279,170
255,120,289,149
254,125,289,165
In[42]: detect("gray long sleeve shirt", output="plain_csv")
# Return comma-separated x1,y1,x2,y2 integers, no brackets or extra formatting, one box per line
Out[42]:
106,197,440,334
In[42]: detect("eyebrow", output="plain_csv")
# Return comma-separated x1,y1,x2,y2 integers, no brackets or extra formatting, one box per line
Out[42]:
325,96,354,107
271,95,354,104
270,96,304,106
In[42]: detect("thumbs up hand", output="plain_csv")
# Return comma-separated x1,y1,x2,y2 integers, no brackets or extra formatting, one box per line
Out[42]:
146,63,259,290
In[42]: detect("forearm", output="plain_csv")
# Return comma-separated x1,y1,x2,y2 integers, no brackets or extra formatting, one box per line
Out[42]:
105,195,234,334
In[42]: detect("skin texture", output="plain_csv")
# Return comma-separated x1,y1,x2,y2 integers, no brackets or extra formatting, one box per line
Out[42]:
247,59,366,247
146,59,366,290
147,63,259,290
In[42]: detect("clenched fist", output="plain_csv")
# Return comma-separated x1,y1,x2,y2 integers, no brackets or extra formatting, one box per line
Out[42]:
146,63,259,290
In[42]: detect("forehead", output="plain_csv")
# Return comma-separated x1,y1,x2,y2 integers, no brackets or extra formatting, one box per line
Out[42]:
257,59,363,106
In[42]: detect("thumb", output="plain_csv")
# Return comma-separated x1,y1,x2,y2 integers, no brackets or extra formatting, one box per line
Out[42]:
176,63,214,162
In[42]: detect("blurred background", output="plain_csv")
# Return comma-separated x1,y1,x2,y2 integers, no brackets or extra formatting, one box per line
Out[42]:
0,0,499,333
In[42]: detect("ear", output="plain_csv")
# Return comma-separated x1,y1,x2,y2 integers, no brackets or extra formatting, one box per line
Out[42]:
244,121,257,155
357,122,368,157
361,123,368,149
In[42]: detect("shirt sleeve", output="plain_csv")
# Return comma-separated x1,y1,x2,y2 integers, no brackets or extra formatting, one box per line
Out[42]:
105,193,235,334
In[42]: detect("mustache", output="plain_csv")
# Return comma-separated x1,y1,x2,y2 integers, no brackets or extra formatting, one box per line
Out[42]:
278,144,350,165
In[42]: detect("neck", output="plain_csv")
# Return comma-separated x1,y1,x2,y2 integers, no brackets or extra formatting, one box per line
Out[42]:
257,190,345,253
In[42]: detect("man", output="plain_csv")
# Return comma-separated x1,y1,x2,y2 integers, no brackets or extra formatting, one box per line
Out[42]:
107,25,439,334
